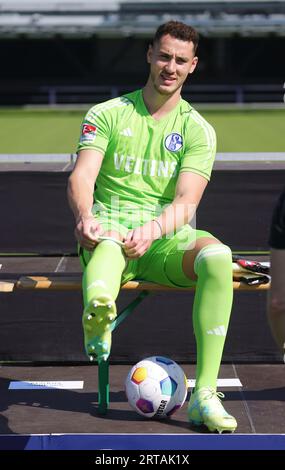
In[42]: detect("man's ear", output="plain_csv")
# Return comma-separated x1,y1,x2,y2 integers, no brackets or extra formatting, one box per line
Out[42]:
147,44,153,64
189,56,198,75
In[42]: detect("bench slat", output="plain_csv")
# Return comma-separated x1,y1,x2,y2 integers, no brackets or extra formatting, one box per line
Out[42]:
1,275,268,291
0,281,15,292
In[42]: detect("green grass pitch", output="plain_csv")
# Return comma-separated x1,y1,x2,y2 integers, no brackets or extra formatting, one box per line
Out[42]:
0,108,284,153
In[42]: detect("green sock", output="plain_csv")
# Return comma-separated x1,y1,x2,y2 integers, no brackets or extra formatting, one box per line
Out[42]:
81,240,126,361
82,240,126,307
193,244,233,390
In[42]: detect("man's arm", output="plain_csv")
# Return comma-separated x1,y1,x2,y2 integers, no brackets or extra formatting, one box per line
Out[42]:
267,248,285,358
67,149,104,250
156,171,208,236
124,171,208,258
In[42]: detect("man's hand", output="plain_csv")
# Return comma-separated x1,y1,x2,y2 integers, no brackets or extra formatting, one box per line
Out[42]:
123,220,161,258
74,215,104,251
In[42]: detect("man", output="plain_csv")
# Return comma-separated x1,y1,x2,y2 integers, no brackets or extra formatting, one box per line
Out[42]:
67,21,237,433
268,188,285,362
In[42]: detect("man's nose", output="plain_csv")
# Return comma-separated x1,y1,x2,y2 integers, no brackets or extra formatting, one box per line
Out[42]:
165,58,176,73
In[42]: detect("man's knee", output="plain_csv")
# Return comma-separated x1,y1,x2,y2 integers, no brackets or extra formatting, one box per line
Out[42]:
194,244,232,277
182,238,228,281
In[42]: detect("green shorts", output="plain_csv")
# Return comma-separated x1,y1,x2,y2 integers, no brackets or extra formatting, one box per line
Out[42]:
79,219,216,289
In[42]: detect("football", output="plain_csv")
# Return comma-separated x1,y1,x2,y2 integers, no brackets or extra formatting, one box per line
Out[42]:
125,356,188,418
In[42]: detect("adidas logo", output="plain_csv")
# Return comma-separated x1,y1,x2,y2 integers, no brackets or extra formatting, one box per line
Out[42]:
120,128,132,137
206,325,226,336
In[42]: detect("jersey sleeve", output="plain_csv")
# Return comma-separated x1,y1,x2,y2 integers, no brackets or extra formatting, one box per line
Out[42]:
180,115,216,181
76,104,112,154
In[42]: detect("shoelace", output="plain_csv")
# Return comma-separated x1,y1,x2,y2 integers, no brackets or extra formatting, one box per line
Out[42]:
197,389,235,422
201,389,225,402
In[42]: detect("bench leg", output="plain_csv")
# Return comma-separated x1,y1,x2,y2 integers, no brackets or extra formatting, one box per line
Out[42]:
111,290,150,331
97,290,150,415
98,359,109,415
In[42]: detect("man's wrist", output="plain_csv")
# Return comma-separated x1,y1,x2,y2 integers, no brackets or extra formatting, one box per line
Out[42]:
151,219,163,239
75,213,94,224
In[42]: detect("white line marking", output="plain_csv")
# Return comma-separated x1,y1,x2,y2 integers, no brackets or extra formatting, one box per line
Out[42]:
232,363,256,433
187,378,242,388
61,161,71,171
9,381,84,390
1,153,285,163
55,256,67,272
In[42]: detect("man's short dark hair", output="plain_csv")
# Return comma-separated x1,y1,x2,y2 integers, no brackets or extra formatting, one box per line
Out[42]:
153,21,199,53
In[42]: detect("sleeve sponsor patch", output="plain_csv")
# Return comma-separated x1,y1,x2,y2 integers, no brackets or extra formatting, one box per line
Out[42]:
80,123,97,142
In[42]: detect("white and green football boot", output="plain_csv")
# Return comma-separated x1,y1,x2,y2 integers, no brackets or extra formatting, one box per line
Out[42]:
188,386,237,433
82,294,117,362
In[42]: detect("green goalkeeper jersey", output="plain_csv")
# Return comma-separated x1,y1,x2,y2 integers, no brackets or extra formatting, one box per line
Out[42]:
77,89,216,226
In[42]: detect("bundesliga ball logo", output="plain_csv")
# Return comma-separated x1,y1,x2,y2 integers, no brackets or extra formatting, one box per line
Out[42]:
125,356,188,418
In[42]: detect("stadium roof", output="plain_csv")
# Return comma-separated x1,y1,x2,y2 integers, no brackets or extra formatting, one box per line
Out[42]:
0,0,285,37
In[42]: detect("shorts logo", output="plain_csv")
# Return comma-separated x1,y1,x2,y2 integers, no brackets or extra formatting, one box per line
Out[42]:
164,133,183,152
81,124,97,142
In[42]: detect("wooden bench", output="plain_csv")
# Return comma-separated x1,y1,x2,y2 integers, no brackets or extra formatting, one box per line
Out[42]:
0,275,270,293
0,270,270,414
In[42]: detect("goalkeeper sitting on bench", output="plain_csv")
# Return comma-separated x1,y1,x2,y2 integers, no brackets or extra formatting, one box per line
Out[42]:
67,20,237,433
